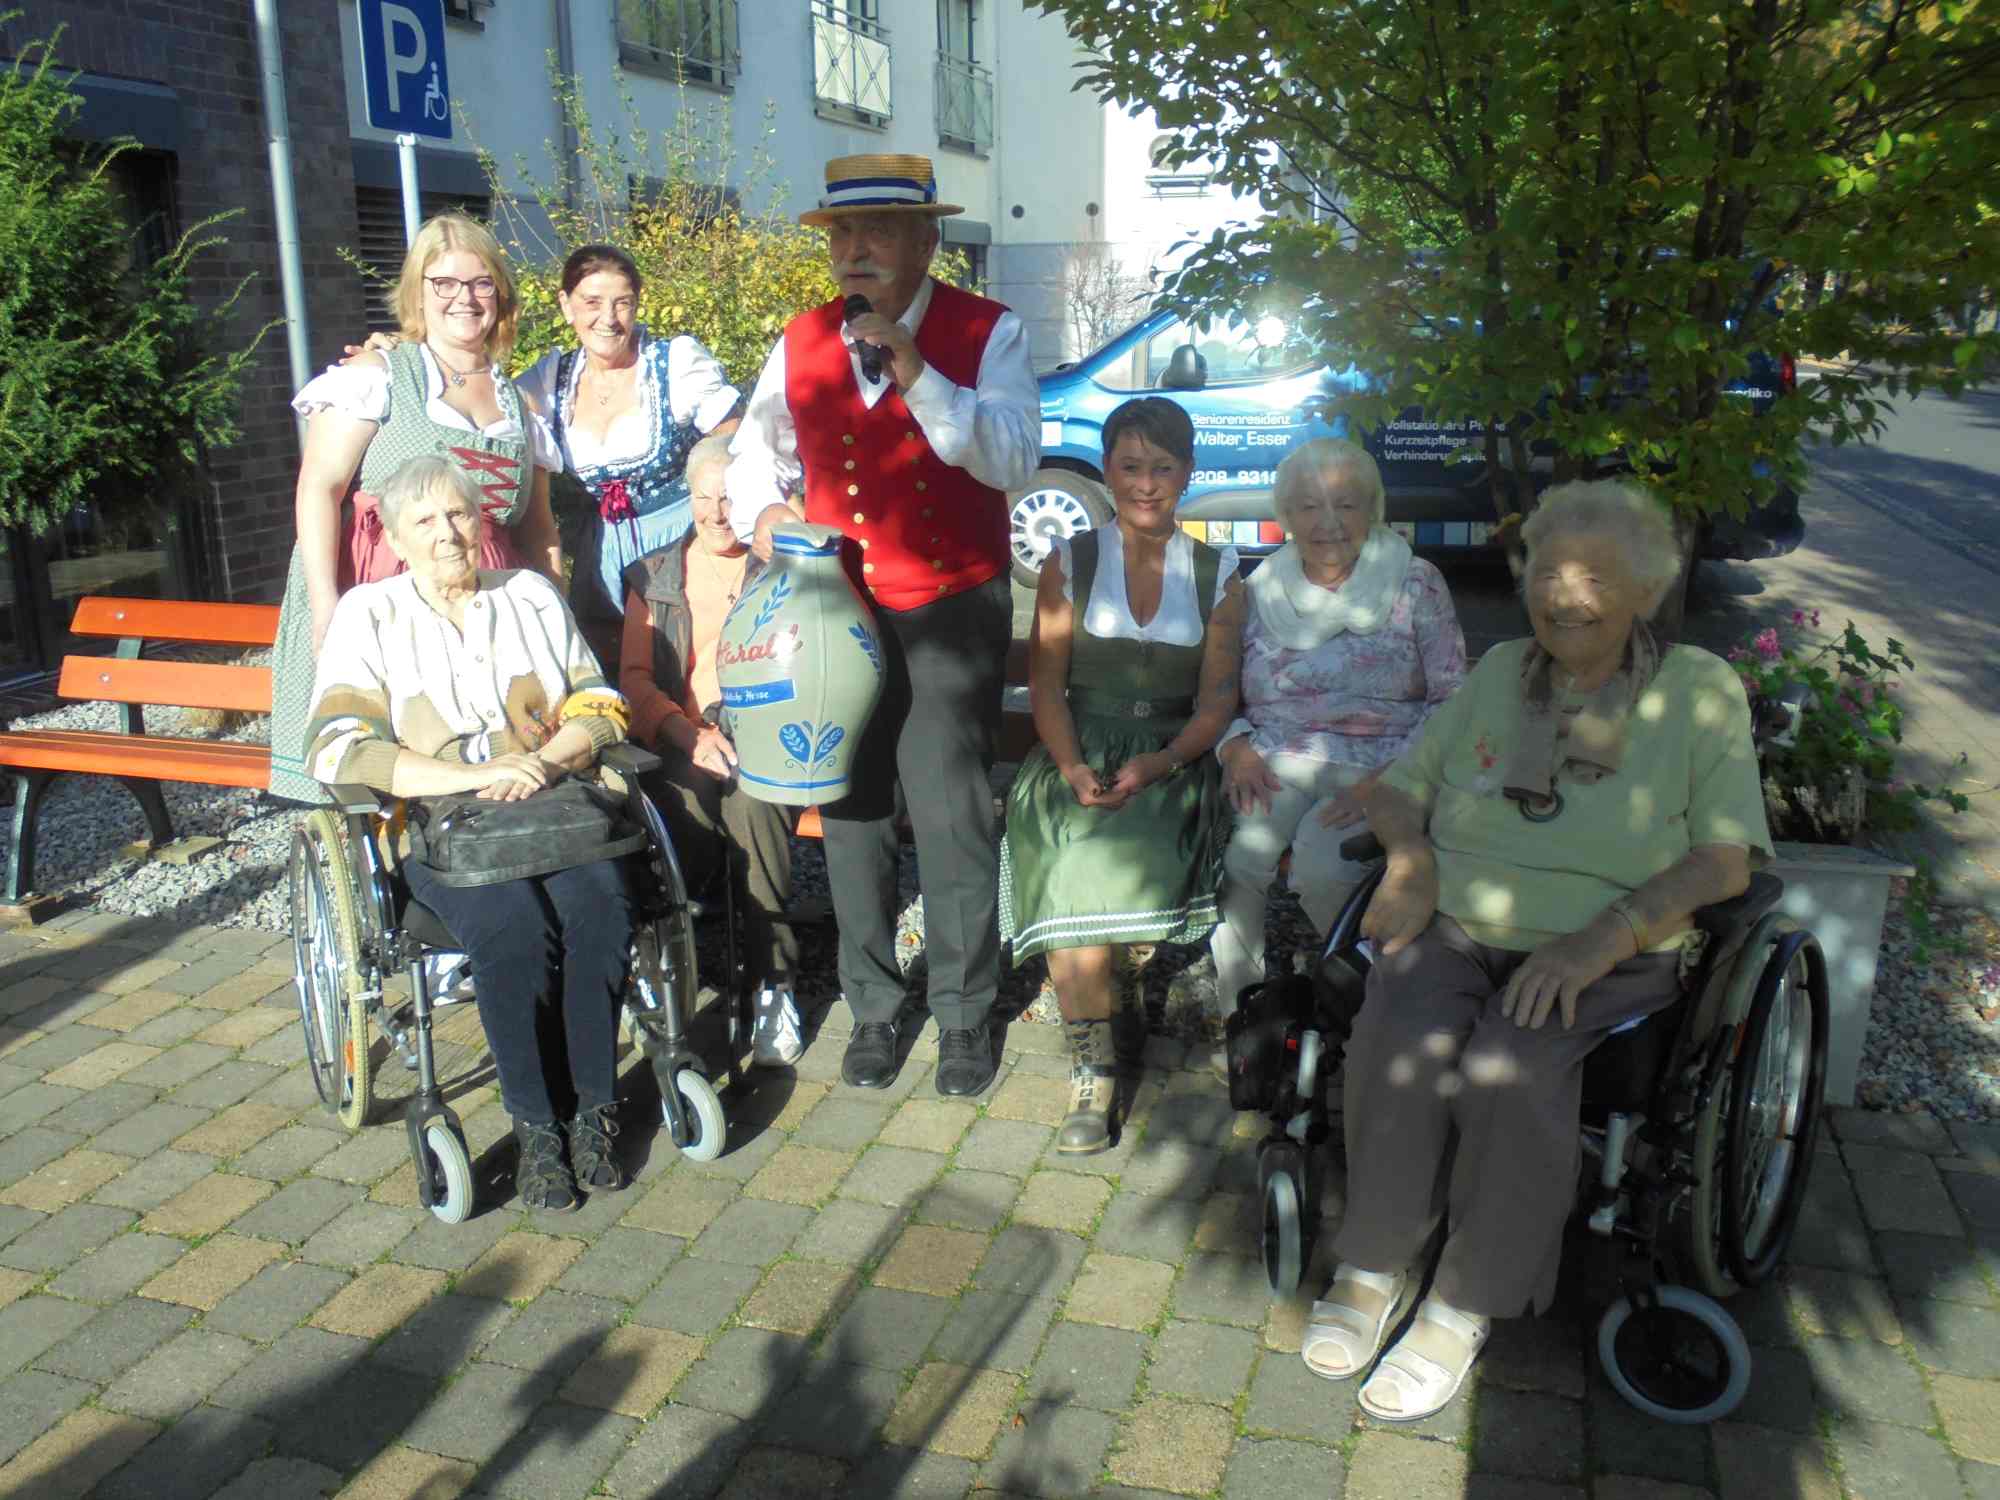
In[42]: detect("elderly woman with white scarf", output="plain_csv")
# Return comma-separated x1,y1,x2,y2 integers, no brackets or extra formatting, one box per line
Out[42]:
1210,439,1467,1014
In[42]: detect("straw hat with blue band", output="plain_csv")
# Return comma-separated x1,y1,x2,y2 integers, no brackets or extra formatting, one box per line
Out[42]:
799,153,964,226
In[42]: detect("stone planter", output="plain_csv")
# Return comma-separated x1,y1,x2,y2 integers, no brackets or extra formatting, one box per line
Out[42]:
1768,840,1914,1107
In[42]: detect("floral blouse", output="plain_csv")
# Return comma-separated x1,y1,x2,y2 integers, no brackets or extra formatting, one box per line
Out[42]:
1231,556,1467,768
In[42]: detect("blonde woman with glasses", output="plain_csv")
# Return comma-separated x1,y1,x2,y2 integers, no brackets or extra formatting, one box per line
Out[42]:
269,213,564,804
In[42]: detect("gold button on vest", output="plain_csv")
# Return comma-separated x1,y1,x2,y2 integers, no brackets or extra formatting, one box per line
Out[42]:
842,434,855,445
852,512,865,525
847,483,859,496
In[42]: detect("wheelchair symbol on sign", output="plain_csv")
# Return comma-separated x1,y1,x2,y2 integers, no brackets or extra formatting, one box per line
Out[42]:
423,63,447,122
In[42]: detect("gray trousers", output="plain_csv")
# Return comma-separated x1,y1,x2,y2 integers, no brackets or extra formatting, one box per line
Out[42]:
648,748,799,988
821,575,1011,1031
1335,914,1683,1317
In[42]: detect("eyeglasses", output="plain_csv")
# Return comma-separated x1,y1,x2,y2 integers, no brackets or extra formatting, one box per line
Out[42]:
425,275,498,301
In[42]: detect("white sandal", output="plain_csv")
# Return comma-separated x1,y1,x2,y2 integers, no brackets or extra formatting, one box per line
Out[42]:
1357,1295,1489,1422
1300,1265,1409,1380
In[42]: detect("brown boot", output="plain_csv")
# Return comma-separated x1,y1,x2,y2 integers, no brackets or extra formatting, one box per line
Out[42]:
1057,1019,1116,1156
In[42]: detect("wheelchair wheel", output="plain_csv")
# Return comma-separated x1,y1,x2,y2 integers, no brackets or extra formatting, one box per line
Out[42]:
1684,925,1828,1295
667,1068,727,1163
1259,1141,1309,1295
420,1118,474,1225
290,811,372,1131
1597,1285,1752,1424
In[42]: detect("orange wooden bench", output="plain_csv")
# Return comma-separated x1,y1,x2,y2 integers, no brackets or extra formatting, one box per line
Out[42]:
0,597,279,909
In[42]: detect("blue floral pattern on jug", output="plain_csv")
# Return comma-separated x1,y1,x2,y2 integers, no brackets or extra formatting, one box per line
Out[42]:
778,720,846,769
849,621,882,674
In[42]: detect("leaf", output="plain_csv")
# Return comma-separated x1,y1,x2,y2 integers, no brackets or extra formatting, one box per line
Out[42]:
778,723,811,763
1954,339,1982,369
1875,130,1893,161
812,725,846,764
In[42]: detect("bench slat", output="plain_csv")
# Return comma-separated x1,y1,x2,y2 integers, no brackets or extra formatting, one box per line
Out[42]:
57,656,273,715
69,597,281,648
0,730,270,788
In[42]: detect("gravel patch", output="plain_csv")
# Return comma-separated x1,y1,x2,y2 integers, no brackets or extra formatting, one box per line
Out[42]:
1857,884,2000,1121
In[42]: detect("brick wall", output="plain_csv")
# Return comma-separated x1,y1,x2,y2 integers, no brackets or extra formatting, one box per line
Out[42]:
1,1,365,603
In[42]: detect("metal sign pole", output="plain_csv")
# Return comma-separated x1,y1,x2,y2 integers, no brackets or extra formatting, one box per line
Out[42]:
251,0,312,419
398,132,422,247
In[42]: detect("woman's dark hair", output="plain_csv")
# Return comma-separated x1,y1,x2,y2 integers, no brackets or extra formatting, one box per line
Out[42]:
1101,396,1195,467
561,244,642,297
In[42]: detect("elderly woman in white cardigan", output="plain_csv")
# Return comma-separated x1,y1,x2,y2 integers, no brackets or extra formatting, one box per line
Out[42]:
1209,439,1467,1014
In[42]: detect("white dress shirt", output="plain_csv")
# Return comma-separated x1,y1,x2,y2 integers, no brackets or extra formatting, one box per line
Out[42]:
724,277,1040,541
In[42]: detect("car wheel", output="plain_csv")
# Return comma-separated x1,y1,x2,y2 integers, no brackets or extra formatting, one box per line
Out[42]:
1009,469,1113,587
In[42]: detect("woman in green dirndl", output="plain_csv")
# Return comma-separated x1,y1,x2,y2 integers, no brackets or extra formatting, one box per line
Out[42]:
1000,397,1246,1154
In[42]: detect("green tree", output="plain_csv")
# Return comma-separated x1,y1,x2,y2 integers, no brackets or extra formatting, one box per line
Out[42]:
0,23,263,540
1037,0,2000,559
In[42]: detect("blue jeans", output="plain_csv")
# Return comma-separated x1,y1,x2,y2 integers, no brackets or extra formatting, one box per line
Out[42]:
405,857,634,1125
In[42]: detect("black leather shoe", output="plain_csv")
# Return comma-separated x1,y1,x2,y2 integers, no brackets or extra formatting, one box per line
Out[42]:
841,1020,901,1089
935,1023,997,1097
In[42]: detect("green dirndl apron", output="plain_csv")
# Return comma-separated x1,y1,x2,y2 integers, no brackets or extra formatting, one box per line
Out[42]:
999,529,1227,963
267,343,537,804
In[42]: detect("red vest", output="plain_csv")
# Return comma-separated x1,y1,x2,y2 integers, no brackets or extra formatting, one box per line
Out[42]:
784,281,1011,612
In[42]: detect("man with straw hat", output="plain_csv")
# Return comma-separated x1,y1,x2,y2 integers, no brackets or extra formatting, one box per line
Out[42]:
727,153,1039,1097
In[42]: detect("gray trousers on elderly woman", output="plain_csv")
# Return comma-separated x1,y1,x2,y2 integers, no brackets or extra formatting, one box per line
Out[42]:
1335,914,1683,1317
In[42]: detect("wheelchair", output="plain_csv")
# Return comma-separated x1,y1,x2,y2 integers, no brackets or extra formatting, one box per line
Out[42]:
287,744,744,1224
1226,831,1830,1423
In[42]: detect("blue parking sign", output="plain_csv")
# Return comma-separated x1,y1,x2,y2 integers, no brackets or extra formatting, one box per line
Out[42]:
357,0,451,140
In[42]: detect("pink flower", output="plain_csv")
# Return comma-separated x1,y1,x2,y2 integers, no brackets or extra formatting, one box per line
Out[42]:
1728,646,1749,663
1791,609,1805,626
1811,609,1822,627
1753,628,1782,661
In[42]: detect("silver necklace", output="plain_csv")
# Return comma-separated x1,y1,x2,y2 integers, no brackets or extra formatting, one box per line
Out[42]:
428,344,484,389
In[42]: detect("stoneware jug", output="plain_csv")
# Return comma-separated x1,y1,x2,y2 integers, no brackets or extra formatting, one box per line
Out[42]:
717,520,884,805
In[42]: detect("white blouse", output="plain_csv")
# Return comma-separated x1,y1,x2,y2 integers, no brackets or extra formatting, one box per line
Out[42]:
292,349,561,471
518,334,741,473
1052,526,1241,647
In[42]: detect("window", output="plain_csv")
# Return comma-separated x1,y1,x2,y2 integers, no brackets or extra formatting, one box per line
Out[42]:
933,0,991,155
813,0,892,126
1146,133,1212,198
938,0,975,61
442,0,493,27
619,0,740,86
353,187,490,333
1097,316,1296,391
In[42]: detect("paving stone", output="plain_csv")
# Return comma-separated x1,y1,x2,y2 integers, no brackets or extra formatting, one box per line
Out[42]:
1107,1396,1235,1495
954,1118,1054,1177
91,1101,211,1158
1834,1417,1964,1499
928,1290,1059,1374
194,1006,294,1051
0,1201,135,1271
790,1196,908,1263
0,1295,97,1376
1903,1300,2000,1378
880,1098,977,1154
883,1361,1019,1459
0,1024,108,1073
678,1123,785,1183
33,1293,191,1382
796,1096,896,1150
1189,1190,1258,1258
600,1401,750,1498
1472,1387,1585,1484
713,1444,851,1500
846,1447,978,1500
1789,1171,1880,1274
917,1170,1019,1232
1027,1320,1150,1411
0,1406,162,1499
137,1171,273,1237
310,1125,414,1185
681,1197,812,1269
1710,1420,1837,1500
1830,1108,1953,1153
1340,1429,1470,1499
211,1323,368,1416
44,1040,163,1091
840,1144,950,1207
979,1402,1118,1497
100,1328,259,1420
211,1456,341,1500
394,1203,513,1273
337,1447,478,1500
760,1359,906,1459
1221,1436,1345,1500
560,1323,703,1416
1246,1344,1357,1437
1774,1267,1901,1347
1462,1480,1585,1500
370,1291,518,1377
1121,1141,1223,1204
1591,1482,1716,1500
555,1224,685,1301
299,1200,422,1269
0,1145,132,1212
92,1404,276,1500
1147,1318,1259,1404
273,1357,436,1469
825,1285,957,1370
307,1262,446,1339
873,1223,990,1297
986,1072,1072,1128
678,1325,812,1417
1851,1160,1966,1238
1730,1279,1805,1349
1012,1170,1112,1234
1950,1121,2000,1172
398,1361,561,1463
1481,1315,1588,1399
0,1126,82,1187
1934,1373,2000,1466
1726,1343,1818,1434
741,1259,860,1336
230,1175,363,1244
631,1255,762,1337
483,1289,623,1377
1800,1332,1935,1428
457,1230,585,1303
0,1368,91,1467
1876,1231,1997,1306
620,1172,740,1239
43,1080,159,1138
169,1058,282,1110
46,1230,186,1301
467,1399,638,1500
976,1225,1088,1298
1949,1170,2000,1231
154,952,257,995
1171,1249,1271,1326
90,1148,219,1212
1064,1252,1175,1330
1583,1376,1715,1487
746,1143,857,1205
120,1040,231,1090
203,1257,351,1336
125,1006,227,1049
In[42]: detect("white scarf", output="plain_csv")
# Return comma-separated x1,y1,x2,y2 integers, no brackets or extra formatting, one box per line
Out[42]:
1246,529,1413,650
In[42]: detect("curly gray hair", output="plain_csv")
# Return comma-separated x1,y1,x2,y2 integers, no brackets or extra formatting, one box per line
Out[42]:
1518,479,1683,618
378,455,483,536
1272,438,1385,529
685,432,734,493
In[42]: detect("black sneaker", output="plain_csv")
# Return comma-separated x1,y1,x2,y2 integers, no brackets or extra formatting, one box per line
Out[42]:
841,1020,901,1089
568,1103,626,1192
514,1118,579,1212
935,1022,997,1097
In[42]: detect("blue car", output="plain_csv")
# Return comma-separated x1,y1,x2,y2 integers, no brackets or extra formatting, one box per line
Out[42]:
1011,308,1804,585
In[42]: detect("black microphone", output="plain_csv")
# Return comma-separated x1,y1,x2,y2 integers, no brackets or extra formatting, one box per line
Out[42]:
843,293,884,384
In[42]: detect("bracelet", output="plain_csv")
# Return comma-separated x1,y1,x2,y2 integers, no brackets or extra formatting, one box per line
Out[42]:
1608,898,1646,955
1160,747,1186,774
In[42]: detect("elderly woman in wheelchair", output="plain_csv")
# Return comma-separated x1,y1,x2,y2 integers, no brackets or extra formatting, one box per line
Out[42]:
1301,479,1782,1424
299,455,643,1214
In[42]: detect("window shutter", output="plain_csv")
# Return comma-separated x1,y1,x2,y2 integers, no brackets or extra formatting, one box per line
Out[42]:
354,186,490,332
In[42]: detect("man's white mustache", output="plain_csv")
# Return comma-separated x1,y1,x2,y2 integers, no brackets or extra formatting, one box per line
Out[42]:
836,264,887,279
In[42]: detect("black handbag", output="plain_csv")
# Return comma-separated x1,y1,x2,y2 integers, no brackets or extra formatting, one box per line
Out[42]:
406,777,647,888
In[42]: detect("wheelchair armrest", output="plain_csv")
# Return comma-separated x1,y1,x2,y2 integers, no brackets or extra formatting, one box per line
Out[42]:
1339,832,1385,864
326,783,387,816
1691,870,1783,940
600,743,662,778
